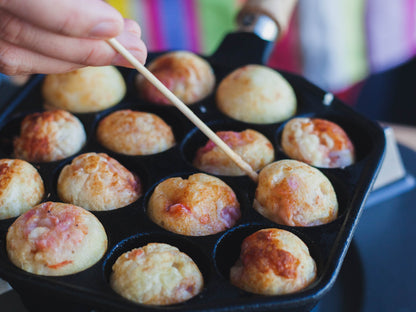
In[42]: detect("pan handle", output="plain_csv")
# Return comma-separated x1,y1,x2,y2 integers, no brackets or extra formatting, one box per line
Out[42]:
237,0,298,41
210,0,298,66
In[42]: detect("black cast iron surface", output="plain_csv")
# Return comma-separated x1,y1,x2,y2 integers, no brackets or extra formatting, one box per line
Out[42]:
4,145,416,312
0,32,385,312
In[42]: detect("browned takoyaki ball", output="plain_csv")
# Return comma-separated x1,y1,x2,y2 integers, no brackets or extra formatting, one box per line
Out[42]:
42,66,126,113
254,160,338,226
136,51,215,105
148,173,240,236
193,129,274,176
281,117,355,168
96,109,175,155
216,65,296,124
230,228,317,295
57,153,141,211
13,110,86,163
6,201,107,276
0,159,44,220
110,243,204,305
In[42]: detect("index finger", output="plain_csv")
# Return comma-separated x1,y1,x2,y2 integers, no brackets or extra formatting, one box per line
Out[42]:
0,0,124,39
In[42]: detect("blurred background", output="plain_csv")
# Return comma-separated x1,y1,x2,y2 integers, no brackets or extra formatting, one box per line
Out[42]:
105,0,416,126
2,0,415,126
3,0,414,144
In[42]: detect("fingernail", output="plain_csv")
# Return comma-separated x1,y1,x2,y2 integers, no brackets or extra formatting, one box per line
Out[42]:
89,21,120,39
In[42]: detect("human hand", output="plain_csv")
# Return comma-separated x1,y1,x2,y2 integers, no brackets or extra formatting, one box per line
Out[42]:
0,0,147,75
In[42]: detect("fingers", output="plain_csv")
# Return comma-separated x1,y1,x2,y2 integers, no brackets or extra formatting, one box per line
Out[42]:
0,39,82,75
0,0,147,75
0,9,147,68
0,17,147,75
0,0,123,39
111,19,148,68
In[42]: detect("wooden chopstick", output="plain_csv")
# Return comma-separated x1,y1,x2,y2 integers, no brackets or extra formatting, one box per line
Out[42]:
107,38,259,182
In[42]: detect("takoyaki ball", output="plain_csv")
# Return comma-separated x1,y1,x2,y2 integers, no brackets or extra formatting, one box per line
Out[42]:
96,110,175,155
193,129,274,176
57,153,141,211
136,51,215,105
13,110,86,163
0,159,44,220
230,228,317,295
148,173,240,236
281,117,355,168
216,65,296,124
254,160,338,226
6,202,107,276
42,66,126,113
110,243,204,305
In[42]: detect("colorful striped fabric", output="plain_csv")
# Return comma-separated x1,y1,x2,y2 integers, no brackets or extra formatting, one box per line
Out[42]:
106,0,241,54
297,0,416,92
365,0,416,73
296,0,368,92
107,0,416,94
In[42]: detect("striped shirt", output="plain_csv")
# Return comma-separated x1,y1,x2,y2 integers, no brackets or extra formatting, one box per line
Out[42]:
97,0,416,92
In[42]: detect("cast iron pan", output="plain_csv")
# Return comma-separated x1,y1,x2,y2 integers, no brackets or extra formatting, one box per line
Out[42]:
0,1,385,311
